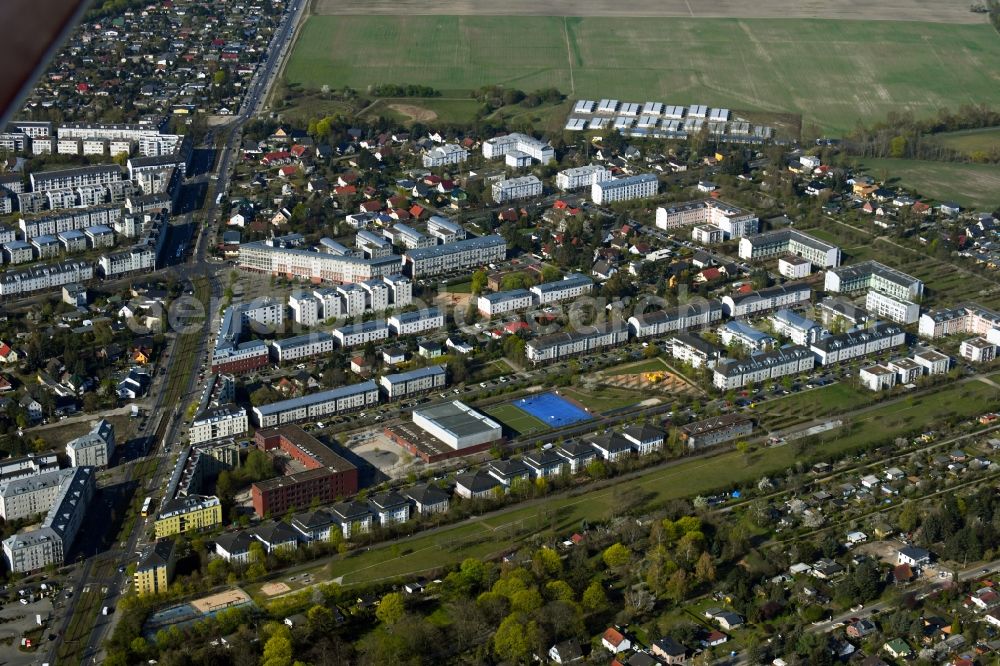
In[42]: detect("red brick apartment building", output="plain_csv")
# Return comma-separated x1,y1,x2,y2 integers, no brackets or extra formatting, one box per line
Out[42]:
251,425,358,517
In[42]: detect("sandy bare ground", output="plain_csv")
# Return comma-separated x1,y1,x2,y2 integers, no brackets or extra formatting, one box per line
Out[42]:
388,103,438,122
314,0,985,23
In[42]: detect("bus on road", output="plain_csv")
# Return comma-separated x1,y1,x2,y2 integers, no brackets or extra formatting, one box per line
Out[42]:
141,497,152,518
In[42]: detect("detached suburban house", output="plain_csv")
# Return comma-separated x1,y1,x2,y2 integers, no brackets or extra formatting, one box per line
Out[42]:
897,545,932,568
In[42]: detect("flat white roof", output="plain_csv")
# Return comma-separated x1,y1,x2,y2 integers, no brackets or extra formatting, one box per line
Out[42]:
619,102,641,116
597,99,619,113
614,117,634,129
573,100,595,113
564,118,588,131
589,117,610,129
642,102,663,115
637,115,658,128
688,104,708,117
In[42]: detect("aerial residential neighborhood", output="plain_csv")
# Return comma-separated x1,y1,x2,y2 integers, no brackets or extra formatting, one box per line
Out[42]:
0,0,997,665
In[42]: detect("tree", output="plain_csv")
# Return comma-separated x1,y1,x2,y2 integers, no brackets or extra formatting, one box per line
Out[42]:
307,604,336,634
541,265,562,283
262,625,294,666
582,580,608,611
493,613,539,663
470,269,488,294
376,591,406,626
532,547,563,578
544,580,575,602
695,551,716,583
602,543,631,569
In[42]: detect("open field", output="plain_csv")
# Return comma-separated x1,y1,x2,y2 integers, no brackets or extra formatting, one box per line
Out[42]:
929,126,1000,156
756,383,870,431
315,0,983,23
357,97,484,124
858,158,1000,209
560,385,650,413
286,16,1000,134
249,374,1000,594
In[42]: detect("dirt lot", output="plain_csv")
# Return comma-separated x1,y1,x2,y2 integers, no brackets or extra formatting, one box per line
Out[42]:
314,0,983,23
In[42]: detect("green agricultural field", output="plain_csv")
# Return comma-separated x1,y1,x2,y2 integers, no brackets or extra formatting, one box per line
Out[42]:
485,402,550,436
858,158,1000,209
286,16,1000,134
929,126,1000,157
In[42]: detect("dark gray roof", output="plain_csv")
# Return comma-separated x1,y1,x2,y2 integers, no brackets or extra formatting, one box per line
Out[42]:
455,470,501,493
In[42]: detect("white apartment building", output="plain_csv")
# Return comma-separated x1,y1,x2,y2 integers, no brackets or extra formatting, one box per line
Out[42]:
738,229,841,268
3,242,33,265
360,279,390,311
860,365,897,391
338,283,367,316
19,205,122,239
289,291,320,326
239,235,403,285
478,288,534,317
99,246,155,277
269,333,335,364
913,349,950,375
422,143,468,168
655,199,759,238
810,322,907,366
57,121,161,142
591,174,657,205
380,366,446,400
313,288,343,321
189,404,249,446
388,307,444,335
356,229,392,258
555,164,612,191
252,381,380,427
493,175,542,203
332,321,390,347
865,290,920,325
0,469,77,521
887,357,923,384
778,255,812,279
526,322,629,363
961,337,996,363
58,230,88,253
720,320,776,352
530,273,593,304
670,333,722,369
824,261,923,302
770,309,821,345
721,283,811,318
31,236,60,259
66,419,115,468
384,274,413,308
713,346,815,390
404,235,507,278
482,132,554,164
3,467,94,573
0,260,94,298
57,138,81,155
918,303,1000,339
426,216,467,244
389,223,436,250
628,301,724,338
30,165,122,193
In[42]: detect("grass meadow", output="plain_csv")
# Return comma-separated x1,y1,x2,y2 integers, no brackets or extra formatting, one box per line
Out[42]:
286,16,1000,134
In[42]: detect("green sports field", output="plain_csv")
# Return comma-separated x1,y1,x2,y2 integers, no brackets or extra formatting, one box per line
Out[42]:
285,16,1000,134
485,402,550,436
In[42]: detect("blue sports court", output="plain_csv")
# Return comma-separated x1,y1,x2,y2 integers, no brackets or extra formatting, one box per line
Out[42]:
515,392,592,428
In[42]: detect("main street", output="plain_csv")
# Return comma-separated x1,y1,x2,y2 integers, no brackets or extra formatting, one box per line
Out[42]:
47,0,308,662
